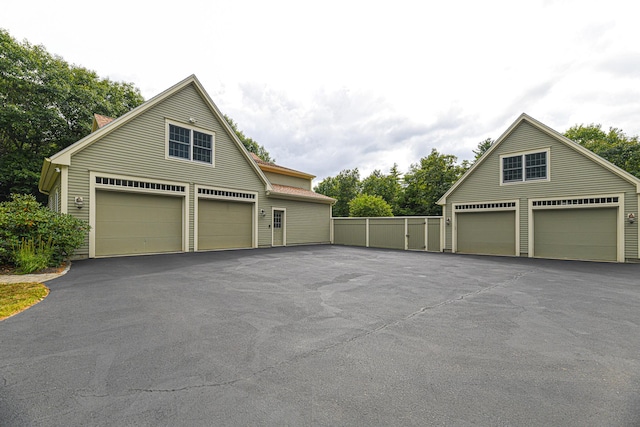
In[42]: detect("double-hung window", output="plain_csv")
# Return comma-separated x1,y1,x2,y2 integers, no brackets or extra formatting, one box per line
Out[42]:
502,150,548,183
168,123,213,165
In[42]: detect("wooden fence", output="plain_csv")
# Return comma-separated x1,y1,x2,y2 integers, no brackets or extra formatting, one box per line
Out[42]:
331,217,442,252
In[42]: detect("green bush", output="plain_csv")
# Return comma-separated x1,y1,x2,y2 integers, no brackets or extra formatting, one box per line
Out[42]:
0,194,90,267
348,194,394,217
14,237,54,273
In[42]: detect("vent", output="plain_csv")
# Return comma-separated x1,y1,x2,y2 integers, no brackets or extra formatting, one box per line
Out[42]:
532,197,619,207
198,188,255,200
455,202,516,211
95,176,185,193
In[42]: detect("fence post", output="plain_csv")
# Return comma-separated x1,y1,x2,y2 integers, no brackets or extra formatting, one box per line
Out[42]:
365,218,370,247
424,217,429,251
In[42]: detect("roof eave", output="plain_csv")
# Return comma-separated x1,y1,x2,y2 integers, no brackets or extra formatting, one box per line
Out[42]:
266,190,336,205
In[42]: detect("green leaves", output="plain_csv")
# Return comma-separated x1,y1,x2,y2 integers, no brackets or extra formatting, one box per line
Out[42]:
0,194,90,267
223,114,274,162
348,194,393,217
314,168,361,217
564,124,640,178
0,29,144,201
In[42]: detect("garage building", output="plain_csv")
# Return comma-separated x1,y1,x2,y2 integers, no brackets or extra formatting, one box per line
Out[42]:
437,113,640,262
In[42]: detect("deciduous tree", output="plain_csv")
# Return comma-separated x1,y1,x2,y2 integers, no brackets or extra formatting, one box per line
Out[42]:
314,168,361,217
223,115,274,162
399,149,468,216
564,124,640,178
0,29,144,201
361,164,402,214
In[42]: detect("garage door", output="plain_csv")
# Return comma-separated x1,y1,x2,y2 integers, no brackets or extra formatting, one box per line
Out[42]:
456,211,516,256
96,191,183,256
198,200,253,250
534,208,617,261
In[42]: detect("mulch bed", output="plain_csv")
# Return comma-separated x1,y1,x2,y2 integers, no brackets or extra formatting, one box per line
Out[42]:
0,262,67,276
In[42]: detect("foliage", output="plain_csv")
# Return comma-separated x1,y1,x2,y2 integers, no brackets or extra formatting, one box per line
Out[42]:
0,29,144,201
314,168,361,217
473,138,494,162
0,282,49,320
223,114,274,162
564,124,640,178
361,164,403,215
399,149,468,216
349,194,393,217
13,237,53,274
0,194,89,266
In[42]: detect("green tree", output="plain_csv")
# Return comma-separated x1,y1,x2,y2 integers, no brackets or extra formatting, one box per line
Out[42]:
399,149,467,216
361,164,403,214
223,114,274,162
314,168,361,217
0,29,144,201
349,194,393,217
473,138,494,161
564,124,640,178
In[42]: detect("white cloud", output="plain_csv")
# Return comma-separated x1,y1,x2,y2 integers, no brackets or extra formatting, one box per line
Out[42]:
2,0,640,182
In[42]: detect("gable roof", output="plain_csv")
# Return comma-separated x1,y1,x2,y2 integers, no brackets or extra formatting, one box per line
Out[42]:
437,113,640,205
39,75,272,192
91,113,115,132
268,184,336,204
250,153,315,180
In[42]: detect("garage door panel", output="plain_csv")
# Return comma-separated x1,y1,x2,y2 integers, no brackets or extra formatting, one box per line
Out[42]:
534,208,617,261
198,200,252,250
96,191,183,257
457,211,516,256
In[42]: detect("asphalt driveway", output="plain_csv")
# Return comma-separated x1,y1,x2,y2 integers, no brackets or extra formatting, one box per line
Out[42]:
1,246,639,426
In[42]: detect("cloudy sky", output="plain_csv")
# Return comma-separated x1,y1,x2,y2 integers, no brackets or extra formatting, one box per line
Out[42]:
3,0,640,182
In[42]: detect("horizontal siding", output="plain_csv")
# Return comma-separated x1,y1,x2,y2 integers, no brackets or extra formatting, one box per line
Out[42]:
444,121,639,259
264,172,311,190
69,83,267,255
265,199,331,245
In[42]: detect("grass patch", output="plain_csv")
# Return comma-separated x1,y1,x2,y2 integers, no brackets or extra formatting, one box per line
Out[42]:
0,282,49,320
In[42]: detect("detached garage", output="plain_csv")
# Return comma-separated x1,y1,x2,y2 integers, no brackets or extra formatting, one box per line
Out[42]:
438,114,639,262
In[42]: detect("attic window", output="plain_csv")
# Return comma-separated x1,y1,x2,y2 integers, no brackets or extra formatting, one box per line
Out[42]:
167,122,213,165
501,150,548,184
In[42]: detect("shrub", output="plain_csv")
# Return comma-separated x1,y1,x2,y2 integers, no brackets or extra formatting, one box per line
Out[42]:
0,194,90,267
348,194,394,217
14,237,54,274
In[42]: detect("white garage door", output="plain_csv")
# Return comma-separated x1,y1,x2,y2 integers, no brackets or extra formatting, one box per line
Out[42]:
95,191,183,257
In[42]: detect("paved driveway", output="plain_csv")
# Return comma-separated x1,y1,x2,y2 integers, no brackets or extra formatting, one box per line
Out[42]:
1,246,639,426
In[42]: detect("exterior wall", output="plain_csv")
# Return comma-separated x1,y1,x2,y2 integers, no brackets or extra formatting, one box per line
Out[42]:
66,83,267,257
264,171,311,190
59,82,332,257
260,198,331,246
443,121,639,259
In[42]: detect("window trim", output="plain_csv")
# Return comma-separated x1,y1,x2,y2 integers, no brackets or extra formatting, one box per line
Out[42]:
499,148,550,185
165,120,215,166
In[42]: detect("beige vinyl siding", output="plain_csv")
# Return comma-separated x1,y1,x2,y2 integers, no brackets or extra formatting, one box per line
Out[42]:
67,83,266,256
264,172,311,190
444,122,638,258
263,199,331,245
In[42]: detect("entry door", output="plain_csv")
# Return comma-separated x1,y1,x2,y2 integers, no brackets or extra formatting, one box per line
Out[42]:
273,209,285,246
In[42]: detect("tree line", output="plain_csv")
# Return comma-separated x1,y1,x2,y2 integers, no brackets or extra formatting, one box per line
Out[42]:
314,127,640,217
2,28,638,212
0,29,272,202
